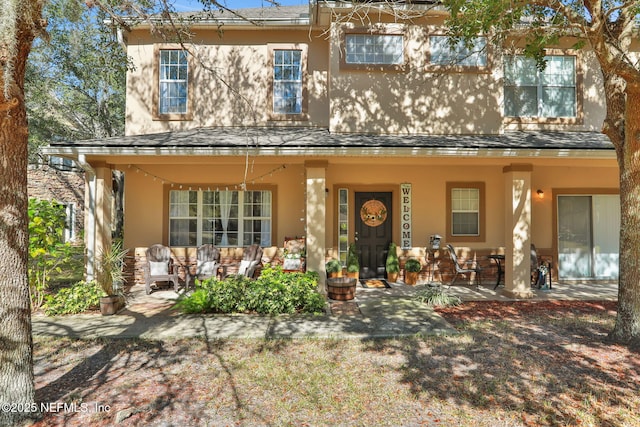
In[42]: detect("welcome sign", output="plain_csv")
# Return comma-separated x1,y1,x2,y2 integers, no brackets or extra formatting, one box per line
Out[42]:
400,183,411,249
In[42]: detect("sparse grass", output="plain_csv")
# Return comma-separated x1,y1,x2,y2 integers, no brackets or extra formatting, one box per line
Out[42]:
32,301,639,427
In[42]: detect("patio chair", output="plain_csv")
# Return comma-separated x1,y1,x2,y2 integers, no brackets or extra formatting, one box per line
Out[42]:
445,244,482,288
144,244,180,294
194,244,221,282
237,244,263,278
531,244,552,289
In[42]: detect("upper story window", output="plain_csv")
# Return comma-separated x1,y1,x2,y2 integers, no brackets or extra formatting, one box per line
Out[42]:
446,182,485,243
273,49,302,115
169,189,272,247
341,31,406,71
154,46,192,120
429,36,488,68
269,45,307,120
504,55,576,119
159,50,188,114
345,34,404,65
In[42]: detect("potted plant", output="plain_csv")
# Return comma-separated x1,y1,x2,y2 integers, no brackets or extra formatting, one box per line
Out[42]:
95,240,129,315
404,258,422,285
325,259,343,278
385,242,400,282
346,243,360,280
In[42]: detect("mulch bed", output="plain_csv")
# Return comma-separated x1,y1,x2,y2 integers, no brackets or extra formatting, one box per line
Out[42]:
434,300,618,323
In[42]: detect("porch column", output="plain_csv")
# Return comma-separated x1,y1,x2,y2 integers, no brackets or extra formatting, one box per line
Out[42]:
83,161,112,281
305,160,328,291
502,164,534,299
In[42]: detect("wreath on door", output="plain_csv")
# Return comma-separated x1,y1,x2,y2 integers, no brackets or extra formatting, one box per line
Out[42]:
360,199,387,227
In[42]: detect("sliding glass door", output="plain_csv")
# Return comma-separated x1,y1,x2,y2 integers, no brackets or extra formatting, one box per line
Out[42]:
557,195,619,280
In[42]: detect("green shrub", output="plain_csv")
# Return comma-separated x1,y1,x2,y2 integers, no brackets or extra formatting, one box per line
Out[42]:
346,243,359,273
28,198,76,311
42,281,102,316
404,258,422,273
175,265,325,315
325,259,342,274
386,242,399,273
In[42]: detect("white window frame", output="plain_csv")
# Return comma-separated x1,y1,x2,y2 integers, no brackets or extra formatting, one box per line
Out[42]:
272,49,303,115
158,49,189,116
451,188,480,236
63,203,76,242
446,182,485,243
345,34,404,65
504,54,577,119
169,189,272,247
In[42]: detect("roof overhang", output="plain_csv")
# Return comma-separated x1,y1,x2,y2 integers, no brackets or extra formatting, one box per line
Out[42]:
43,127,616,161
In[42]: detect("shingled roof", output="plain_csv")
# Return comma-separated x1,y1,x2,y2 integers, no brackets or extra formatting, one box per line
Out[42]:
142,5,311,27
44,127,615,159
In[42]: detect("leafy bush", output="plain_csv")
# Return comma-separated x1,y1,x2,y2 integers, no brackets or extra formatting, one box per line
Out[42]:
325,259,342,274
28,198,76,311
42,281,103,316
386,242,399,273
346,243,359,273
404,258,422,273
175,265,325,315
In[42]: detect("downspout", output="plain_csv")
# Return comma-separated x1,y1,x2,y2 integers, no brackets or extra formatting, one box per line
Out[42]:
76,154,97,282
116,27,127,52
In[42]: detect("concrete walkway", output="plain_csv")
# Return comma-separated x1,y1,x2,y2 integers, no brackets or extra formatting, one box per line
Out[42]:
31,281,618,341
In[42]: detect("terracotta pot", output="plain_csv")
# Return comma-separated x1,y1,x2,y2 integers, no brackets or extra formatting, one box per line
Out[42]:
327,271,343,279
100,295,125,316
404,271,418,286
387,272,399,283
346,271,359,280
327,277,357,301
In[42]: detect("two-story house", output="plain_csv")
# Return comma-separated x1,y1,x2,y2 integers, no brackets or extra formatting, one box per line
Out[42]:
44,2,621,298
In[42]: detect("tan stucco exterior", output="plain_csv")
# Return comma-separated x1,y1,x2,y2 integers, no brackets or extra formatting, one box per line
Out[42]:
45,4,626,293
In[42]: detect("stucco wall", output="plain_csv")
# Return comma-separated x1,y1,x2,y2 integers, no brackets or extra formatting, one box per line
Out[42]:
119,155,618,253
125,29,330,136
125,21,610,137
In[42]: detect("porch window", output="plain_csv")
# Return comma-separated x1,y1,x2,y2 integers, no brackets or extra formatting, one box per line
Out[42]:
169,189,271,247
159,49,188,115
429,35,487,68
446,182,485,242
504,55,576,118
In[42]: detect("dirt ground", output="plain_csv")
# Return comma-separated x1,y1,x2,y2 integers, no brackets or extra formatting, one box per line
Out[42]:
30,300,639,427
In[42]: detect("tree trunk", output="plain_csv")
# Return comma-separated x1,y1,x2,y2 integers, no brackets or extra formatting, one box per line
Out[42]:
0,4,42,424
610,82,640,343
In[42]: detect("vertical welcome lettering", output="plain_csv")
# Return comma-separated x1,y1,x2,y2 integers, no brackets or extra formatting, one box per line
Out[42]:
400,183,411,249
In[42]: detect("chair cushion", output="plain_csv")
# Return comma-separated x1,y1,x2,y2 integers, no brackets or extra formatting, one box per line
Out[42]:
197,260,218,277
149,261,168,276
238,260,258,276
282,257,302,271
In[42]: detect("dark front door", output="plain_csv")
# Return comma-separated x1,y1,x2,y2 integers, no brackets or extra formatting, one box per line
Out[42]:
355,192,392,279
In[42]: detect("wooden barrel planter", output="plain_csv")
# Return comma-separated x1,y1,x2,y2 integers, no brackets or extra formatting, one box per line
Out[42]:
327,277,357,301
